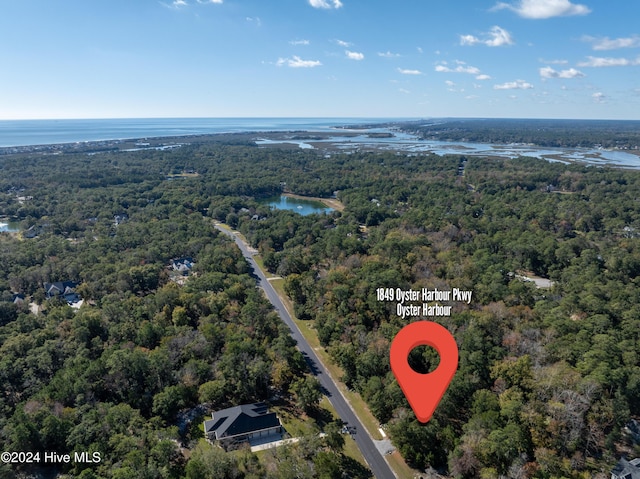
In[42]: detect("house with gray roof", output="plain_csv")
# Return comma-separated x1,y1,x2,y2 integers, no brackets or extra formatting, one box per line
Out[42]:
171,257,195,275
204,403,282,450
44,281,81,305
612,458,640,479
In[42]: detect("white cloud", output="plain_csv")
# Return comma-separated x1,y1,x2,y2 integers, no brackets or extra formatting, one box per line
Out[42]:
276,56,322,68
475,74,492,80
336,39,352,47
486,26,515,46
398,68,422,75
378,51,401,58
309,0,343,9
246,16,261,26
460,35,480,46
582,35,640,51
290,39,310,46
167,0,223,8
398,88,411,94
592,92,606,103
345,50,364,60
539,66,585,78
493,0,591,19
539,58,569,64
460,26,514,47
494,79,534,90
445,80,463,93
435,61,481,75
577,56,640,67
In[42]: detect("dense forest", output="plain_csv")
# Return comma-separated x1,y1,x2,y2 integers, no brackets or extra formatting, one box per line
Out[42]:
399,118,640,149
1,136,639,478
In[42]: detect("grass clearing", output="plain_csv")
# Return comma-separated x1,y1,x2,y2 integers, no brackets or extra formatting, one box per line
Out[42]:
317,396,370,470
267,398,370,472
271,402,319,438
387,450,420,478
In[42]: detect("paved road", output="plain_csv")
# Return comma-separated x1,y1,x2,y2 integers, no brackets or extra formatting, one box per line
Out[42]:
215,224,397,479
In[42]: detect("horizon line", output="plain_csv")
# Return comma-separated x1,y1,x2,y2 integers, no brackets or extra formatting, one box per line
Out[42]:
1,116,639,122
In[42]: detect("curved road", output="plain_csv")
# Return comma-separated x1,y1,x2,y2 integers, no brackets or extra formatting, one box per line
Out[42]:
215,224,396,479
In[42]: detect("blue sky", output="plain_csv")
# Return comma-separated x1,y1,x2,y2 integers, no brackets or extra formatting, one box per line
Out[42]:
1,0,639,119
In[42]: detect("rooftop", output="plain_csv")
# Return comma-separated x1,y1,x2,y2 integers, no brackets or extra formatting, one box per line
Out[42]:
612,458,640,479
204,403,281,441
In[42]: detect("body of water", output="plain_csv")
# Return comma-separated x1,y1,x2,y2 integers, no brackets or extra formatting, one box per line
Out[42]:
0,221,20,233
1,117,638,168
260,196,334,216
0,117,400,148
261,130,640,168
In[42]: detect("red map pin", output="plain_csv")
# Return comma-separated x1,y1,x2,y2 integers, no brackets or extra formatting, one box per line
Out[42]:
390,321,459,423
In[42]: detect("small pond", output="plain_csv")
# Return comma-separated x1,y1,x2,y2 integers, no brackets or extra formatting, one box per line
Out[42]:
0,220,20,233
260,195,334,216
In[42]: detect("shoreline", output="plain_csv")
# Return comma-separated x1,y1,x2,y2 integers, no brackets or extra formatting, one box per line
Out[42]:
282,193,345,212
2,125,640,169
0,118,393,151
0,130,365,157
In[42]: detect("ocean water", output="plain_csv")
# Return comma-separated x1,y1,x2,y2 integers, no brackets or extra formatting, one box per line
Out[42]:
1,117,638,168
0,117,394,148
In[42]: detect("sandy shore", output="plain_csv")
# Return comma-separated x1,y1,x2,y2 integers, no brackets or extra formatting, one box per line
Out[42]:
282,193,345,212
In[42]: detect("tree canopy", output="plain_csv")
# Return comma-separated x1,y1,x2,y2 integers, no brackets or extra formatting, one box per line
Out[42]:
1,134,639,478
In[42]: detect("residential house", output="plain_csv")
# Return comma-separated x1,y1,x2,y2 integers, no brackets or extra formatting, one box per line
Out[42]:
23,225,40,239
172,257,195,275
204,403,282,450
114,213,129,226
625,419,640,444
12,293,25,305
612,458,640,479
44,281,81,305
